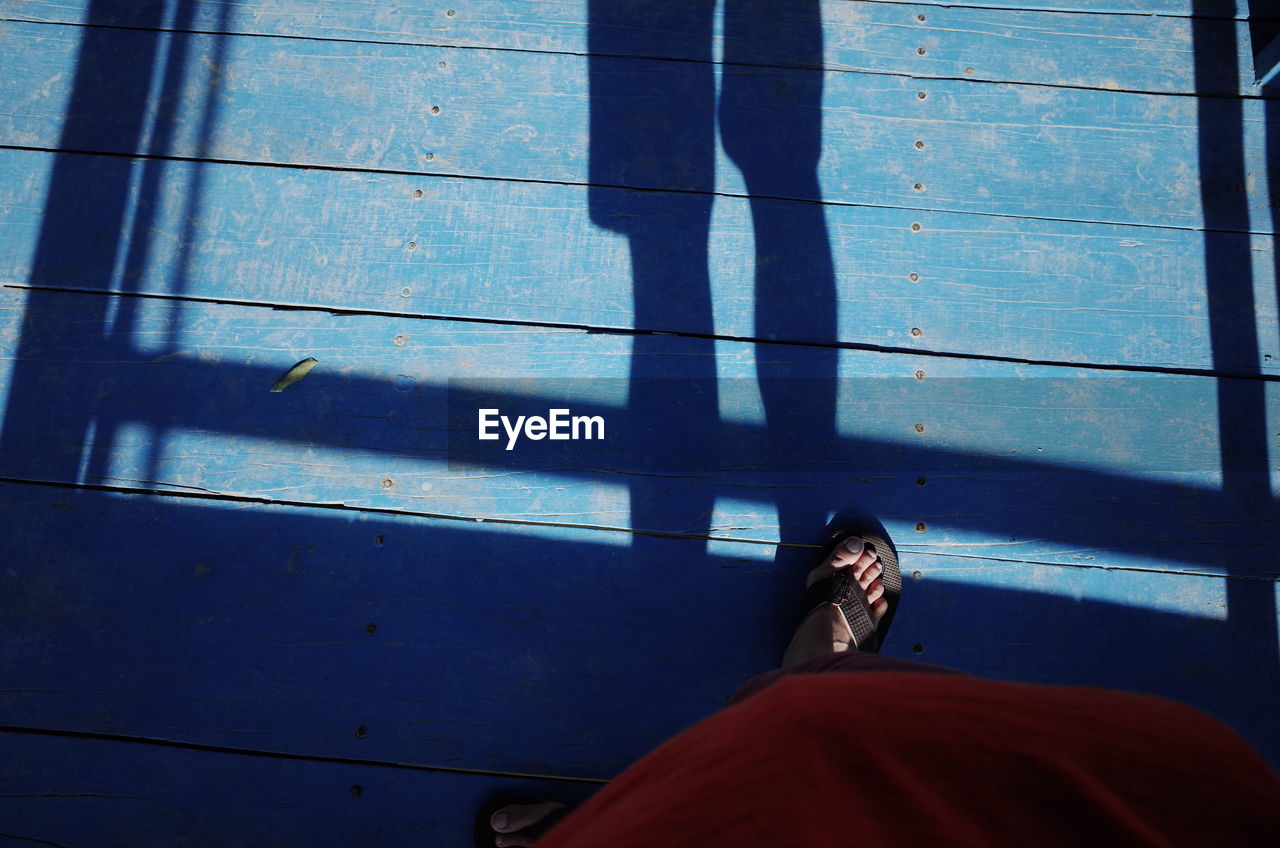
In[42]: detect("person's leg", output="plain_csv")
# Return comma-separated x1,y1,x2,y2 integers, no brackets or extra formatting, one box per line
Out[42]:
484,528,910,847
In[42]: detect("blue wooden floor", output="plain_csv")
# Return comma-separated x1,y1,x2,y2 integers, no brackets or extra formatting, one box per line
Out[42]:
1,1,1278,845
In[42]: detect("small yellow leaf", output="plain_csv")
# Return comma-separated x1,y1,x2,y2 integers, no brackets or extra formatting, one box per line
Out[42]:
270,357,318,392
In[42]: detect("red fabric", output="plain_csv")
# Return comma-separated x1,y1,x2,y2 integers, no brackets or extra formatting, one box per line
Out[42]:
540,672,1280,847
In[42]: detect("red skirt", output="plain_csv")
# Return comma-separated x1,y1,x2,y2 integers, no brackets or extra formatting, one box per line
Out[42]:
541,662,1280,847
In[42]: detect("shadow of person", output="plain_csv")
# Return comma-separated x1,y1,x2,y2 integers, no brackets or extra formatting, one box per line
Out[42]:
587,0,721,555
587,0,840,622
719,0,839,557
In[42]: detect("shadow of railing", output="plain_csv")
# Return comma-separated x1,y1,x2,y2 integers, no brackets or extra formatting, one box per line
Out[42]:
0,0,231,491
0,341,1274,563
1192,0,1280,762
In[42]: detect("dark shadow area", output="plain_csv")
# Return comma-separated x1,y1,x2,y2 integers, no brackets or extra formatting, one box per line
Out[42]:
587,0,720,562
718,2,839,555
586,0,839,622
1,485,1275,780
1192,0,1280,757
1247,1,1280,67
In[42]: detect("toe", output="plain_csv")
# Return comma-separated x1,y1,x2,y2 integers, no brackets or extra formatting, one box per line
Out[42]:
805,537,882,595
830,539,864,567
491,802,565,837
867,577,885,604
869,595,889,624
855,560,882,588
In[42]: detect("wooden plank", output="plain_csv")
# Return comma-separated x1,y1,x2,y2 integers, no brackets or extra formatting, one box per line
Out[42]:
887,0,1251,16
2,148,1274,375
0,288,1275,576
0,0,1257,95
876,0,1255,16
2,0,1254,29
894,0,1250,14
0,483,1275,776
1,21,1272,231
0,729,601,848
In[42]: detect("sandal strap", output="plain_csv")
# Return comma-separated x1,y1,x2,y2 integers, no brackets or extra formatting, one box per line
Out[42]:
801,570,879,652
861,530,902,645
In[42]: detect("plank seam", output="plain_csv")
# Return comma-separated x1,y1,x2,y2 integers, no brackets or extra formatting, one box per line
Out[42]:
0,723,610,785
4,144,1277,239
0,473,778,547
1,15,1267,100
7,283,1278,382
1,478,1275,585
902,547,1280,582
0,831,73,848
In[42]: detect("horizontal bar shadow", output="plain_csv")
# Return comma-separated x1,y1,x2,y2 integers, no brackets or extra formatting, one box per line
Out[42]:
0,347,1273,578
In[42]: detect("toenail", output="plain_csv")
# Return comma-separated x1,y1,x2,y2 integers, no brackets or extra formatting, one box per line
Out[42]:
493,813,508,830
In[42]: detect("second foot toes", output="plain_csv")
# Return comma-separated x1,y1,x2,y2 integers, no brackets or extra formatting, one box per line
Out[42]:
491,801,567,848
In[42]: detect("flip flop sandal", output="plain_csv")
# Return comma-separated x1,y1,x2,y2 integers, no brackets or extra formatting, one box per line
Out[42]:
799,526,902,652
473,794,571,848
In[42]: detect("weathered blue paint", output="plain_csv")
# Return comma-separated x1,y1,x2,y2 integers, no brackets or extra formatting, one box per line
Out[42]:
0,0,1260,94
1,21,1274,229
1,149,1274,374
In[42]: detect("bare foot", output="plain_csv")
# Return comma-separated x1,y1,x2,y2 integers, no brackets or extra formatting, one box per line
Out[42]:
489,801,567,847
781,537,888,667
